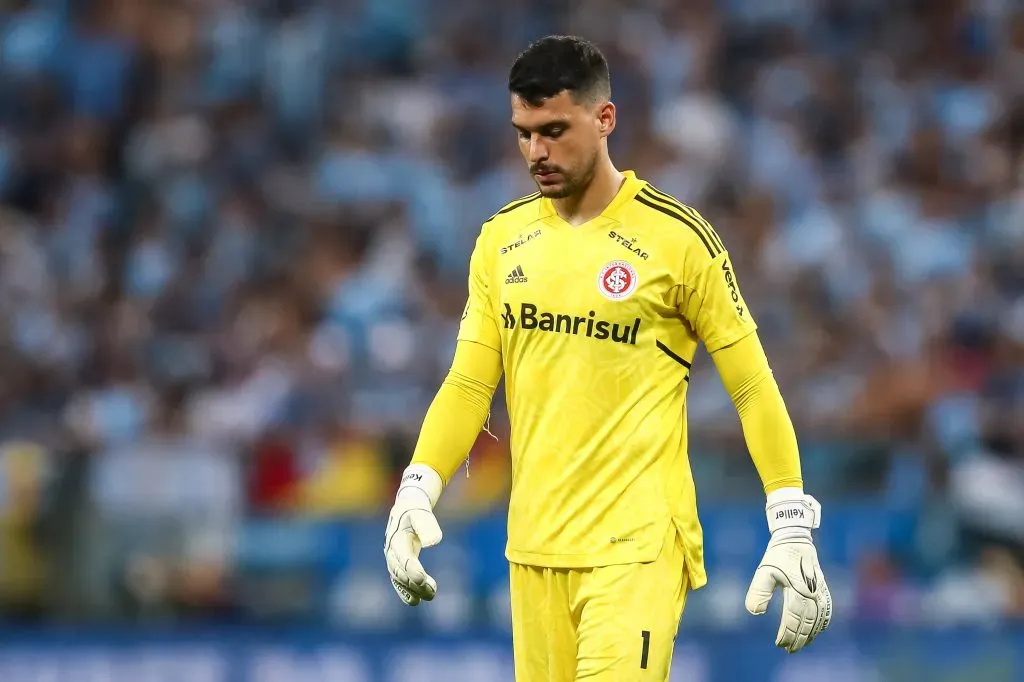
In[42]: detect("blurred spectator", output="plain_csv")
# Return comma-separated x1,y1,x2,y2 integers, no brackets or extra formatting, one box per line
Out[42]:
287,419,390,517
0,440,52,622
88,387,241,620
248,431,302,514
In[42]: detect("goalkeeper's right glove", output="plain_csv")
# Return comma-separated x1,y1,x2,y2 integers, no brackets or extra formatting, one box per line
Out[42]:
383,464,444,606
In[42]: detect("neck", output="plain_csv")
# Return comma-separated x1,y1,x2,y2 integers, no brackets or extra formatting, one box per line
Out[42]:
552,157,624,226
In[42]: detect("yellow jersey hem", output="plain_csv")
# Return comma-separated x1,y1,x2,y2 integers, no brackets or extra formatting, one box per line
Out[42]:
505,543,664,569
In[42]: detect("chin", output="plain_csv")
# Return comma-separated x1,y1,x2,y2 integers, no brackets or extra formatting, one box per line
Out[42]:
537,182,574,199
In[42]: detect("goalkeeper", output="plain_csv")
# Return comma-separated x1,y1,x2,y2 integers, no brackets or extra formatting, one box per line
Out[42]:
384,35,832,681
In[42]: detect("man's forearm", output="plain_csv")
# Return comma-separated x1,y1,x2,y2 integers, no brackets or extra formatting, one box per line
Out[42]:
410,340,503,484
711,333,803,494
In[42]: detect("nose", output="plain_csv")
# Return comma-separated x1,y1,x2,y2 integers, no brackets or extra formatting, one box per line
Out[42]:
528,134,548,163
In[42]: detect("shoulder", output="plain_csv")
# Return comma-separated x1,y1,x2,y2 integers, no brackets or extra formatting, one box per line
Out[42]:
472,191,544,255
482,191,543,230
468,192,543,263
627,182,725,261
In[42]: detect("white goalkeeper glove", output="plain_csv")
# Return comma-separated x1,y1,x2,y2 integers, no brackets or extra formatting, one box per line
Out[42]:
384,464,444,606
745,488,833,653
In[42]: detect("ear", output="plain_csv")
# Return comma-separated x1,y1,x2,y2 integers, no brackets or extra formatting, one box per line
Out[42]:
596,101,616,138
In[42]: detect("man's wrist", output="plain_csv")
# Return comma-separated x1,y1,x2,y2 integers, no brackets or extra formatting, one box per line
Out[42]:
397,463,444,507
765,486,820,534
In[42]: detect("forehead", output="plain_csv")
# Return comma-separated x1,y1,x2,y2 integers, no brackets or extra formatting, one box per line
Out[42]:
510,91,588,127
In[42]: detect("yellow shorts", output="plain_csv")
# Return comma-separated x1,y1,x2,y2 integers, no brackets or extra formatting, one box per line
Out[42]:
509,526,689,682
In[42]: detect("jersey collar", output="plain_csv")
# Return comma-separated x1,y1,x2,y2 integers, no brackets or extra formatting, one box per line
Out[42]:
539,170,644,226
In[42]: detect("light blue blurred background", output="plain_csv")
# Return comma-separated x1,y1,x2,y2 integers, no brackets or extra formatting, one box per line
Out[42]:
0,0,1023,679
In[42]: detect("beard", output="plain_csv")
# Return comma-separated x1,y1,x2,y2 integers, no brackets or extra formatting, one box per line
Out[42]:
537,181,575,199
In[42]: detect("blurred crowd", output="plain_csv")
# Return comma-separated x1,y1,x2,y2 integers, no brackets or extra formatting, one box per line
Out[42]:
0,0,1022,630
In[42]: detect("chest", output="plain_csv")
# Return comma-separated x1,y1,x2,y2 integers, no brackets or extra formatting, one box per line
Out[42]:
492,224,671,326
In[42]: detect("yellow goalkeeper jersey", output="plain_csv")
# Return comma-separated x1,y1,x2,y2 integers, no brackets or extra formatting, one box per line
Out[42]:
457,171,757,588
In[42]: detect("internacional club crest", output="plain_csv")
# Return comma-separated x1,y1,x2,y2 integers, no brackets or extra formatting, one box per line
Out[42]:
597,260,638,301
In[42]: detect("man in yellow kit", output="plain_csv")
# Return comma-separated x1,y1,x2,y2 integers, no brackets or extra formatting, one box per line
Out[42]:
384,35,832,680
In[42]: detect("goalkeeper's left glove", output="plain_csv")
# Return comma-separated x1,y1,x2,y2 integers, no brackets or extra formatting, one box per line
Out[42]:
745,488,833,653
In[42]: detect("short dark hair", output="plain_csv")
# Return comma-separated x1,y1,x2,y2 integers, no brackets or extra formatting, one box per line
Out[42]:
508,35,611,106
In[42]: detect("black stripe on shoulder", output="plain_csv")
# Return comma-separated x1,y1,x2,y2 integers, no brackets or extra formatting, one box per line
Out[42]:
635,191,718,257
656,340,692,369
484,192,541,223
641,186,724,253
643,185,725,253
497,192,541,214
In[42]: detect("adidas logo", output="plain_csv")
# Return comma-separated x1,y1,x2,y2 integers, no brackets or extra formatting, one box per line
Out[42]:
505,265,528,284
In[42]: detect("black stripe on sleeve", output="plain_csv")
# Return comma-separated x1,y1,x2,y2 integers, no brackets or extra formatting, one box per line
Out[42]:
656,340,692,369
644,186,725,253
634,186,724,254
635,194,718,257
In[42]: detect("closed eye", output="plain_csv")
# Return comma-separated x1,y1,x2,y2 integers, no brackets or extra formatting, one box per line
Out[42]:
513,124,569,141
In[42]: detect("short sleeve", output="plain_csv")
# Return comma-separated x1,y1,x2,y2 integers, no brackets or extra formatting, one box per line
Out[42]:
675,248,758,354
456,229,502,351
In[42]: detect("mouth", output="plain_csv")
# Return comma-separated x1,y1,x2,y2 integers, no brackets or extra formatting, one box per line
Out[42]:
534,171,561,182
